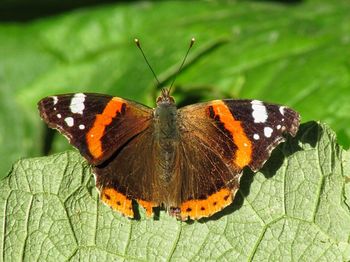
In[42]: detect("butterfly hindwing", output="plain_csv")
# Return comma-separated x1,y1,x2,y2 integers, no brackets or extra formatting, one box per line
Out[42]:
176,132,241,220
38,93,153,165
94,128,162,218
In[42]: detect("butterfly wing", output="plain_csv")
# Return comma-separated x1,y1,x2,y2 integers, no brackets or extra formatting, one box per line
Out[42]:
176,99,299,220
38,94,300,220
38,93,153,165
93,127,163,218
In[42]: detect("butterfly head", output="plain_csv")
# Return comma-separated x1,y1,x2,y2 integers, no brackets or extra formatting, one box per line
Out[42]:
157,88,175,105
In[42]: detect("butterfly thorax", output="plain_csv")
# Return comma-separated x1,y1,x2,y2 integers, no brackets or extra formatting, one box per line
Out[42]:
155,92,177,139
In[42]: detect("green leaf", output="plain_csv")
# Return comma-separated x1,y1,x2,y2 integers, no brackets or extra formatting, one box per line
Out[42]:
1,122,349,260
1,0,350,179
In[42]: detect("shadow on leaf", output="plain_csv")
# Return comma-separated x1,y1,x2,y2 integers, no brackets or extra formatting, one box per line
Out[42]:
197,121,323,223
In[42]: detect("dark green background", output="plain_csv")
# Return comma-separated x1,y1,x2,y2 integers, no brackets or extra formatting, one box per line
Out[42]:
1,0,350,179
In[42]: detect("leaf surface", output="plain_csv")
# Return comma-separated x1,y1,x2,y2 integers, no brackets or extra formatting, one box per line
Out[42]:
1,122,349,261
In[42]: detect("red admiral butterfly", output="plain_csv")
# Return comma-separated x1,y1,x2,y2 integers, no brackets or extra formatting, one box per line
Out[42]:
38,39,300,220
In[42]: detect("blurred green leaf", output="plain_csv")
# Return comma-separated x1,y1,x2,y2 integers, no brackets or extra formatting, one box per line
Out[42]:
1,122,349,260
1,1,350,178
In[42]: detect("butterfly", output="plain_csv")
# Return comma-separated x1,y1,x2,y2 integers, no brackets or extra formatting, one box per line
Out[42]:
38,87,300,220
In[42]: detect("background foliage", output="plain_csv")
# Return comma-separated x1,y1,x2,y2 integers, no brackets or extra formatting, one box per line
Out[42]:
1,0,350,178
0,0,350,260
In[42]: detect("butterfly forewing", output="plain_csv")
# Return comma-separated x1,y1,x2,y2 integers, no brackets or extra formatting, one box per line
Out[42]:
221,99,299,171
179,99,299,172
38,93,153,165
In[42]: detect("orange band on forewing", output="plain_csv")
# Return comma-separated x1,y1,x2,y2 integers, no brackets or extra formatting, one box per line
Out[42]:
180,188,234,220
101,188,133,218
87,98,125,159
211,101,252,168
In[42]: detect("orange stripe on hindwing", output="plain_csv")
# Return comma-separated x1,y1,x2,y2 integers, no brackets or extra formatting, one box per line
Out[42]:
101,188,134,218
87,97,125,159
180,188,236,220
137,199,157,217
210,101,252,168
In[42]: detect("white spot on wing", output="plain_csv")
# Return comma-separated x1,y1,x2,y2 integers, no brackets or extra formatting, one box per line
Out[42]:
79,124,85,130
57,114,62,119
253,134,260,140
70,93,86,114
251,100,268,123
264,127,273,138
279,106,285,116
64,117,74,127
52,96,58,105
277,124,281,130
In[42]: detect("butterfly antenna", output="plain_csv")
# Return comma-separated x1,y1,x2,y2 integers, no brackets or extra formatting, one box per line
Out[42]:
168,37,195,94
134,38,160,86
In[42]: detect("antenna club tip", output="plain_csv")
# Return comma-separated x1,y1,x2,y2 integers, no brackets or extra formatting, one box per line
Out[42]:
134,38,140,47
190,37,195,47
